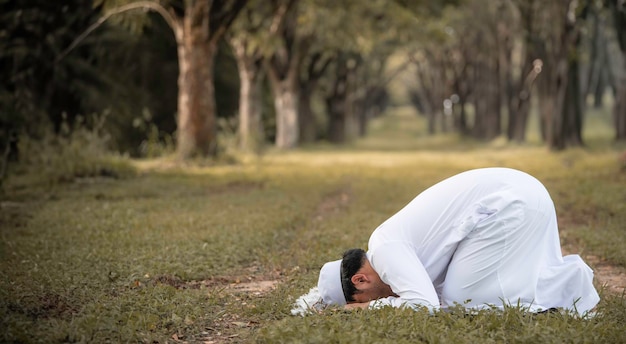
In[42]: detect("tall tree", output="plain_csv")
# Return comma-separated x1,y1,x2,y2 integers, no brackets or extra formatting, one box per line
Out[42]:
299,0,367,144
324,52,356,143
507,0,541,143
409,0,511,140
410,49,448,135
93,0,247,158
582,5,612,109
228,0,275,153
265,0,312,149
471,0,512,140
353,60,393,137
535,0,587,149
298,51,333,143
319,0,419,142
610,0,626,141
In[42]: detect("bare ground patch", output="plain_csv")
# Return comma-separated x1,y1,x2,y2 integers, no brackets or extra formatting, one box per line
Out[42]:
150,263,282,292
582,255,626,295
313,185,352,221
149,268,281,343
150,274,279,294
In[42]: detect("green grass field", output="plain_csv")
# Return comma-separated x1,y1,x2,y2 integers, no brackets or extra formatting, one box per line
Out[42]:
2,107,626,343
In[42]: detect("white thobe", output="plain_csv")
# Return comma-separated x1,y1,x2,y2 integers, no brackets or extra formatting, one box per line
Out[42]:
366,168,600,315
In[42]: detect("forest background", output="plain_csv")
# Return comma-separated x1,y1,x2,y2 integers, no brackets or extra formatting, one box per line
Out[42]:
1,0,626,168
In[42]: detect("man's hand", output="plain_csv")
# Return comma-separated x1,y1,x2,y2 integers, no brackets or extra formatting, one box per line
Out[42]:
344,302,370,310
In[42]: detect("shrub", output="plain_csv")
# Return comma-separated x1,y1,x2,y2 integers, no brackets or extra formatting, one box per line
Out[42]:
7,112,135,187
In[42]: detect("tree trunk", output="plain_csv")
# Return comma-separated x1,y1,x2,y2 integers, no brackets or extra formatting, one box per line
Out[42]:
451,62,470,135
584,8,604,110
344,61,362,141
298,86,316,143
264,1,309,149
539,0,585,150
325,61,349,143
176,31,218,158
472,60,501,140
611,1,626,141
544,57,570,149
298,52,332,143
509,92,532,142
231,39,265,153
173,0,248,159
615,72,626,141
414,55,441,135
356,86,376,137
537,82,551,142
487,56,502,139
549,15,585,149
326,95,347,143
504,48,517,140
77,0,247,159
508,59,542,142
593,69,607,108
561,58,584,147
268,74,300,148
507,0,539,144
354,95,367,137
457,98,468,134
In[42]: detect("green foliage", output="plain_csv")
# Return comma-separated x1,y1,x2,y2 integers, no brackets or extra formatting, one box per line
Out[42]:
133,108,176,158
0,0,181,157
0,0,100,139
8,113,135,187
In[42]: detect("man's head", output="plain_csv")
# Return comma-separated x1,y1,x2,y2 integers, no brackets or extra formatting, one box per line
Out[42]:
340,248,367,302
317,248,396,306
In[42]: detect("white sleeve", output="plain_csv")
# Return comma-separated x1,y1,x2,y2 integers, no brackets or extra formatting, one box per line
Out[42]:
367,242,440,312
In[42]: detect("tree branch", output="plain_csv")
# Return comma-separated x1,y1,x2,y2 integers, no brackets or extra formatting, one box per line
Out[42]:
269,2,289,35
56,1,179,63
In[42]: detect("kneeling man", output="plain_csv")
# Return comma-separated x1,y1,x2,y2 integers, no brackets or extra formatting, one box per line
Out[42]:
310,168,599,315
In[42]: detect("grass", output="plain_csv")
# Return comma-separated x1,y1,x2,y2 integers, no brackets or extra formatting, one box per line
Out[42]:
1,106,626,343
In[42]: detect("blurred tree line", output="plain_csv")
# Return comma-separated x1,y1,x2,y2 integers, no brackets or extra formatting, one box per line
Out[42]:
1,0,625,164
408,0,626,149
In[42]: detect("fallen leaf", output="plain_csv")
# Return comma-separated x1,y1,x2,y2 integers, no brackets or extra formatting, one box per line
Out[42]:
232,321,249,328
184,315,194,325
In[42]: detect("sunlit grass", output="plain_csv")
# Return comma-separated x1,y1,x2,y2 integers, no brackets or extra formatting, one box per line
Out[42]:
1,105,625,343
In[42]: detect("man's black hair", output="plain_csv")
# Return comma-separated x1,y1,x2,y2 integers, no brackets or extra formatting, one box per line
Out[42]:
340,248,367,302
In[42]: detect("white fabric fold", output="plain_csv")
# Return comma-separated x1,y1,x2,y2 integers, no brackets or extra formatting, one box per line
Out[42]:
291,287,326,316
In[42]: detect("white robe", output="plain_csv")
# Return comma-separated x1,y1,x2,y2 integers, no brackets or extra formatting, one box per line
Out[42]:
366,167,600,315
